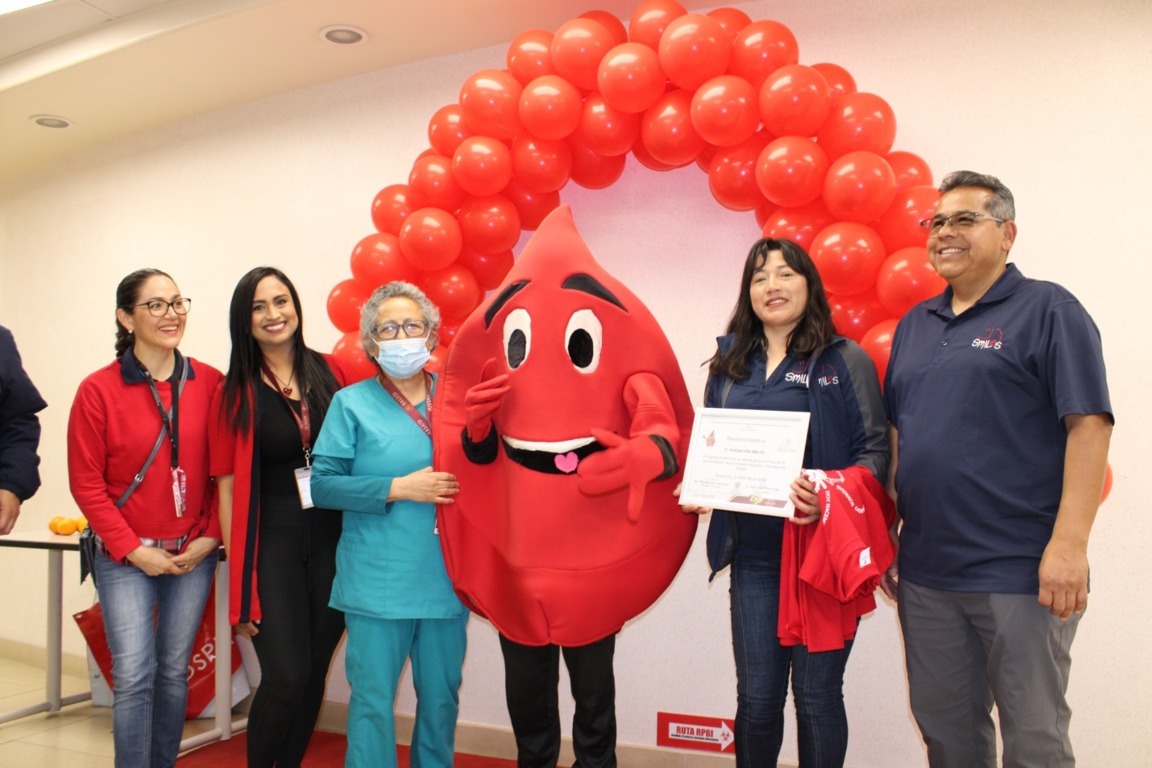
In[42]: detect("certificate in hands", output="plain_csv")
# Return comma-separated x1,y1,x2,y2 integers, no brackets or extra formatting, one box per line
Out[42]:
679,408,810,517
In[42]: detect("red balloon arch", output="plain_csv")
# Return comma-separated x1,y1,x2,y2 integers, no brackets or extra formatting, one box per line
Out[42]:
329,0,944,381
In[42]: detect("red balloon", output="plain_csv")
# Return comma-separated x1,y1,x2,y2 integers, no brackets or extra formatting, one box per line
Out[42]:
501,180,560,230
707,7,752,42
350,232,420,288
708,131,772,211
875,246,946,317
597,42,667,114
326,278,373,334
658,14,730,91
427,344,448,374
816,92,897,159
755,135,829,208
874,185,939,253
860,318,899,381
631,140,687,171
822,150,897,223
760,199,836,252
759,64,832,137
459,69,524,139
754,199,779,230
457,246,515,291
511,135,572,193
421,262,483,323
518,74,583,140
580,10,628,47
829,289,893,343
332,330,377,381
452,136,513,198
629,0,687,49
886,150,933,191
727,20,799,89
398,207,464,271
371,184,415,235
809,222,887,296
428,104,474,158
575,93,641,156
568,133,629,187
437,322,460,349
641,89,707,166
506,30,556,85
408,154,465,212
551,18,615,91
458,195,522,255
812,63,856,96
690,75,759,147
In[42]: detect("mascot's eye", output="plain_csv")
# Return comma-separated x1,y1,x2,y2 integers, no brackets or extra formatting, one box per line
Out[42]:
565,309,602,373
503,308,531,369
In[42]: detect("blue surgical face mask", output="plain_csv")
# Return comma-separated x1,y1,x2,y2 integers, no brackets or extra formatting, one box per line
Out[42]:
375,336,430,378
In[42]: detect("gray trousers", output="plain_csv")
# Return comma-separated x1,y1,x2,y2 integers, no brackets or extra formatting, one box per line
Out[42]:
898,579,1080,768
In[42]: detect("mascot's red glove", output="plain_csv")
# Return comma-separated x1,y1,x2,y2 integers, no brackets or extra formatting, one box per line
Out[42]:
577,371,680,523
464,358,511,444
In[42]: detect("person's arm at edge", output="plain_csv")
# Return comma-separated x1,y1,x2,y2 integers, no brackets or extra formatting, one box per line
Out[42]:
1038,412,1112,620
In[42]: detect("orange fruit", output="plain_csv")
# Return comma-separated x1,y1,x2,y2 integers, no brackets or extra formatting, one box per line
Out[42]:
48,516,67,534
76,516,88,532
55,518,78,535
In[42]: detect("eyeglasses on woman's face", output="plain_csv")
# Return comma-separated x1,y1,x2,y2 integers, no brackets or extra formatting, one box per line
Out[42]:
134,297,191,316
371,320,427,342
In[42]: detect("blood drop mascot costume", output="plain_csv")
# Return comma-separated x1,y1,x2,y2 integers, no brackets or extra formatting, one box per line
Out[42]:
435,206,697,648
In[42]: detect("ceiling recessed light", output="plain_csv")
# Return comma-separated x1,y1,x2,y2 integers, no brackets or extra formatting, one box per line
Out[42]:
30,114,72,129
320,25,367,45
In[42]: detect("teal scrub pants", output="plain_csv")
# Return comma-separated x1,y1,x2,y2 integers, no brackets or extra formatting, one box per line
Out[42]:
343,612,468,768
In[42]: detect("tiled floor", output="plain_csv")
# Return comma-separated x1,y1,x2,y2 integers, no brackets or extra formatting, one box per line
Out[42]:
0,657,227,767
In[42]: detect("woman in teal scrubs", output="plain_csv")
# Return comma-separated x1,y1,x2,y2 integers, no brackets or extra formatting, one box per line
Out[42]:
310,281,466,768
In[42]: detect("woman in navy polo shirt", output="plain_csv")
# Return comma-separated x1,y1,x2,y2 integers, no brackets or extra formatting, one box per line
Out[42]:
681,238,889,768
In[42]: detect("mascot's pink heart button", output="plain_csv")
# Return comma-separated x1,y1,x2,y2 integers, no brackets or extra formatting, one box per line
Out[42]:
554,452,579,473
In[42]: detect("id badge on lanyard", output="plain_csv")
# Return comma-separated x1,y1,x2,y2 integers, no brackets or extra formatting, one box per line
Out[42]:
171,466,187,517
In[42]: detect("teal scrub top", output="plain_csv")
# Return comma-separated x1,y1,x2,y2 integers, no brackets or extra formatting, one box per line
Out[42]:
311,376,466,620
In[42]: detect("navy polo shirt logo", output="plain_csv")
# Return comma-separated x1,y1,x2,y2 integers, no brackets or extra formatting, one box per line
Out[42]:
785,359,810,385
972,327,1004,350
814,363,839,387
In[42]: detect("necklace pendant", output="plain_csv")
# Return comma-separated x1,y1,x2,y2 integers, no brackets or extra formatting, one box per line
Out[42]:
282,386,293,396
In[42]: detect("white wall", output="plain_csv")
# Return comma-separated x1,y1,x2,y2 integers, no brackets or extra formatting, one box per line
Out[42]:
2,1,1149,765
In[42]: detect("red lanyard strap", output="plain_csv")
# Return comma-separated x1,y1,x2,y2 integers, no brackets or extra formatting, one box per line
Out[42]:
377,372,432,437
262,364,312,463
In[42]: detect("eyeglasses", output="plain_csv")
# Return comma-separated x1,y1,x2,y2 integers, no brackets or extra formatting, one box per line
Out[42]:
134,298,191,316
371,320,427,341
919,211,1006,233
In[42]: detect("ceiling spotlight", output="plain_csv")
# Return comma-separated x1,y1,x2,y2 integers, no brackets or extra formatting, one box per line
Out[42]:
30,114,72,129
320,25,367,45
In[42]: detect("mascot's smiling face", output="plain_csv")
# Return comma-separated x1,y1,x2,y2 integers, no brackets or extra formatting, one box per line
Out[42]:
480,272,633,474
434,205,697,646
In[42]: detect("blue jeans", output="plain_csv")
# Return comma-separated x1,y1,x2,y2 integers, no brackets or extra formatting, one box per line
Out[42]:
94,548,219,768
730,555,853,768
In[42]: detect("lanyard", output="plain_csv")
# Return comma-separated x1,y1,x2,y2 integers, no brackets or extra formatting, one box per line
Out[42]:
263,363,313,466
140,356,187,517
142,360,181,468
377,372,432,437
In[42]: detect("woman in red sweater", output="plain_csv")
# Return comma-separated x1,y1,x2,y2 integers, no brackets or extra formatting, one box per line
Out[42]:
68,268,223,768
209,267,353,768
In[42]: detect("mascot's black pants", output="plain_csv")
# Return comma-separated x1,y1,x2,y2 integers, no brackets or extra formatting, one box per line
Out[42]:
499,633,617,768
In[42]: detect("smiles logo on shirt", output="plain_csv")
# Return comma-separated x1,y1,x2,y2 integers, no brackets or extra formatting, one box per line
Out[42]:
972,327,1004,350
784,358,810,385
814,364,840,387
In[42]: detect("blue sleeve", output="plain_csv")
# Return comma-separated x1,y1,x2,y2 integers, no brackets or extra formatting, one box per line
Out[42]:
0,327,48,501
840,341,890,483
309,390,396,515
1044,300,1113,424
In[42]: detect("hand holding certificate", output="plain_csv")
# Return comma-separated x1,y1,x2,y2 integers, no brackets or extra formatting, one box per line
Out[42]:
678,408,810,517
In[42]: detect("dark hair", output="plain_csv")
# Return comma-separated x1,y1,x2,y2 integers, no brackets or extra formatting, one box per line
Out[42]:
939,170,1016,221
114,268,173,356
708,238,835,382
220,267,341,434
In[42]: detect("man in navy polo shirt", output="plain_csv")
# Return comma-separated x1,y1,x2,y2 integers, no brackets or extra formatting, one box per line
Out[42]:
883,171,1113,768
0,324,47,535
